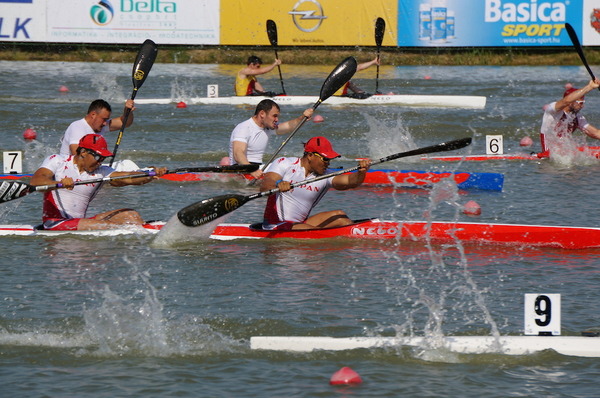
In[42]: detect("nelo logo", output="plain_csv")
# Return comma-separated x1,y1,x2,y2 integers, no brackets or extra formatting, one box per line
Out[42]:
90,0,114,26
289,0,327,33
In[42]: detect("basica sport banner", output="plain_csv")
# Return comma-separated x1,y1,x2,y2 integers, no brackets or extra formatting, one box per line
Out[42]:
399,0,582,47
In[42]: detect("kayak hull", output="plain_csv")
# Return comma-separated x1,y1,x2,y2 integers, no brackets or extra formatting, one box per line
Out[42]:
209,219,600,249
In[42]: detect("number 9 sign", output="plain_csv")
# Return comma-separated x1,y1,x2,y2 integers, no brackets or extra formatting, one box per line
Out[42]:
524,293,561,335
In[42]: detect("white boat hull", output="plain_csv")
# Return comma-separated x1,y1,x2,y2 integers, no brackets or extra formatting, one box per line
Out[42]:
250,335,600,358
135,94,487,109
0,222,164,237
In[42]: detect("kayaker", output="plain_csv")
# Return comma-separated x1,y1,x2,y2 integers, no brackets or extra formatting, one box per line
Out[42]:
333,57,380,99
31,133,166,231
228,99,313,179
260,136,371,230
59,99,135,156
538,79,600,158
235,55,281,96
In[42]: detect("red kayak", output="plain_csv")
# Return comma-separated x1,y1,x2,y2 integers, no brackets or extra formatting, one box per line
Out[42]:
209,218,600,249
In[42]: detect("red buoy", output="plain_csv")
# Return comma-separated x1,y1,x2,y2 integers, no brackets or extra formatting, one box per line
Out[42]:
463,200,482,216
176,101,187,108
313,114,325,123
520,136,533,147
329,366,363,385
23,128,37,141
58,85,69,93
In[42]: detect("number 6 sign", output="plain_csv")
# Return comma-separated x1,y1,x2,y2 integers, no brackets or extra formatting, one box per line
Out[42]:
486,135,503,155
524,293,561,335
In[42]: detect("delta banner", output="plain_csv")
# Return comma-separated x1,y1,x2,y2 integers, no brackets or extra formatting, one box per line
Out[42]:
220,0,398,46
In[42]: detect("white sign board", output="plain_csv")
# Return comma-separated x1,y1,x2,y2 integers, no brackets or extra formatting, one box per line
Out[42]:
524,293,561,336
3,151,23,174
486,135,503,155
207,84,219,98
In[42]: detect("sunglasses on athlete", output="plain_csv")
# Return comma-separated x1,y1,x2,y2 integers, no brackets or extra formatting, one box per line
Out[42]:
312,152,334,162
85,149,106,162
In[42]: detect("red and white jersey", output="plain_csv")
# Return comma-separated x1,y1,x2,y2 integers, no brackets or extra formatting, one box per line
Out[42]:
263,157,334,223
540,102,590,152
39,154,114,221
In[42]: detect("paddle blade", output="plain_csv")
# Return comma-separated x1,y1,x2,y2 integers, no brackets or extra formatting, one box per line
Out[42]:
565,23,596,81
375,17,385,47
132,39,158,91
266,19,278,46
177,194,252,227
318,56,358,104
0,180,32,203
172,164,260,174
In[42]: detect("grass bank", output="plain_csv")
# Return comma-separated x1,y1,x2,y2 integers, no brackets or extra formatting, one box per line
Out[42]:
1,43,599,66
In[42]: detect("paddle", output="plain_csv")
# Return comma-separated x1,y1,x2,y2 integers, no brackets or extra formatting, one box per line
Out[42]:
266,19,286,95
176,137,472,227
0,171,157,204
168,164,259,174
109,39,158,166
250,56,358,184
565,23,599,89
374,17,385,94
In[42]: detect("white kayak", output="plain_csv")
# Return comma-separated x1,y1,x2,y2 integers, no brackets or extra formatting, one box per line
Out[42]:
135,94,487,109
0,222,164,237
250,334,600,358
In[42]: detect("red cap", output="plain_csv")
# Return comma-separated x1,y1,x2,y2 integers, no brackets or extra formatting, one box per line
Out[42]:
78,134,113,157
304,136,340,159
563,87,582,99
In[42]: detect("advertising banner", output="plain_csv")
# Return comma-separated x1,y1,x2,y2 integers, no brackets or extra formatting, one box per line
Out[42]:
46,0,220,45
399,0,581,47
583,0,600,46
0,0,46,41
220,0,397,46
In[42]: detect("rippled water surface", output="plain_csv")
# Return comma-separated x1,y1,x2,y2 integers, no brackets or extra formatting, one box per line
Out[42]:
2,60,600,397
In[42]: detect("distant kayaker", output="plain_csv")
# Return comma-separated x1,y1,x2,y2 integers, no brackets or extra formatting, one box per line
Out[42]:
31,134,166,231
260,136,371,230
59,99,135,156
228,99,313,179
235,55,281,96
333,57,380,99
538,79,600,158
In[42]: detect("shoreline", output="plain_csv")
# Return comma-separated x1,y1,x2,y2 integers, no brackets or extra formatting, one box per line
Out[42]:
1,44,599,66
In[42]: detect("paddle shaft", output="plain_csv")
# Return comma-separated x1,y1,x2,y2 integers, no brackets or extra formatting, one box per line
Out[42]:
110,39,158,166
252,137,473,201
374,17,385,94
257,57,358,177
35,171,156,191
266,20,286,95
168,164,259,174
565,23,599,90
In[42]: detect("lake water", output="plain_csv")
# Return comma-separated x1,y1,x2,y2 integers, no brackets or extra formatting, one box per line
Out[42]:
2,60,600,397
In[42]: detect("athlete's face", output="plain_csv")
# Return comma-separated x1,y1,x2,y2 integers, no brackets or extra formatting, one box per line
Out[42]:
88,108,111,132
308,152,330,175
569,99,585,113
261,107,280,130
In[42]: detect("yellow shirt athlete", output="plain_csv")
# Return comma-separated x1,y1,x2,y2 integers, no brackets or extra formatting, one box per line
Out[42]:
235,55,281,96
333,57,380,97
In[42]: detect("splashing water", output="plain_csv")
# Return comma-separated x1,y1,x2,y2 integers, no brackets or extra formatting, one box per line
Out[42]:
362,112,417,160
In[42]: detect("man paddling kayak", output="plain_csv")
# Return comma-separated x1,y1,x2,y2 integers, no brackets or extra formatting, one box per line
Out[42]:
333,57,380,99
538,79,600,158
31,134,166,231
235,55,282,96
59,99,135,156
260,136,371,230
228,99,313,179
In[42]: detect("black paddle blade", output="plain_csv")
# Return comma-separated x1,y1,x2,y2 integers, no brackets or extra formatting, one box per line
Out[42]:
318,56,358,102
266,19,278,46
375,17,385,47
172,164,260,174
0,180,32,204
177,194,252,227
132,39,158,91
565,23,597,81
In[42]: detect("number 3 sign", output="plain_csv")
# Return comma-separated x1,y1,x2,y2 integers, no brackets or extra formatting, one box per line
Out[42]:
524,294,561,335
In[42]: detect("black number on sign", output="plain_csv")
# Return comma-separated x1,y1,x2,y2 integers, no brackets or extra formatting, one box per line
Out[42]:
8,152,19,169
534,295,551,326
489,138,500,154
